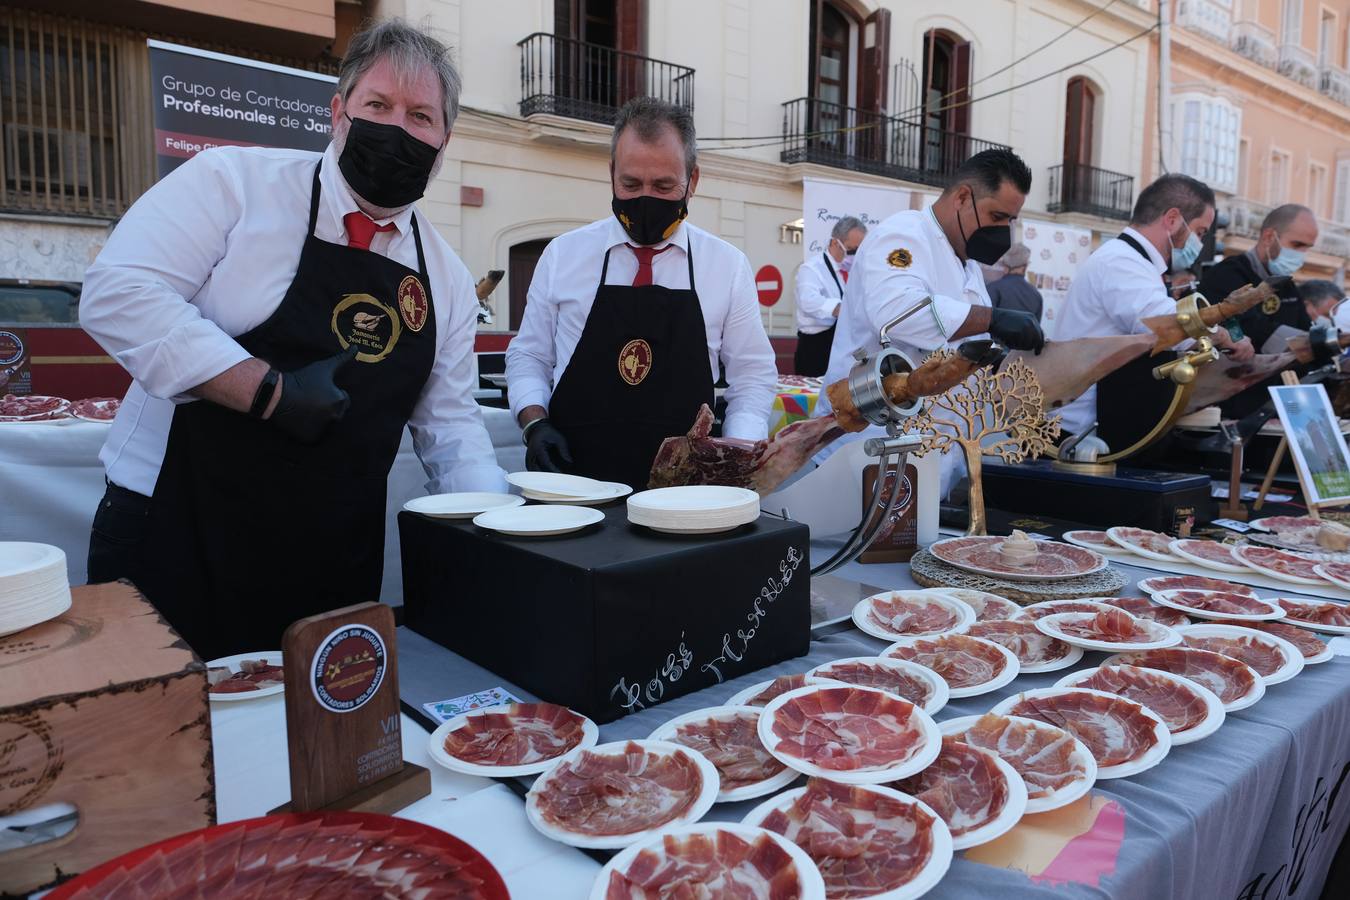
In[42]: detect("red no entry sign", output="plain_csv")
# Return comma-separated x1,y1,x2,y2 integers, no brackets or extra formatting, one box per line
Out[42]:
756,265,783,306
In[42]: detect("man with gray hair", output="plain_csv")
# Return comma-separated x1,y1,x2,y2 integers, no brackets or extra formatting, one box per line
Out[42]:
794,216,866,375
78,18,504,657
985,242,1043,321
507,96,777,488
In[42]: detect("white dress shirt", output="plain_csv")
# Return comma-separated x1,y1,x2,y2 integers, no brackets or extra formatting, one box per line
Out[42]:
80,143,506,497
1051,227,1176,438
505,216,778,440
795,252,845,334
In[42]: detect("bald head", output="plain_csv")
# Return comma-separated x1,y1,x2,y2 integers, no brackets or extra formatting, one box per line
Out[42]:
1257,203,1318,271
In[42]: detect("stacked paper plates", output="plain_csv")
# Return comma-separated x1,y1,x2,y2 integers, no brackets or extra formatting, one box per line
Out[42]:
505,472,632,505
0,543,72,637
627,486,761,534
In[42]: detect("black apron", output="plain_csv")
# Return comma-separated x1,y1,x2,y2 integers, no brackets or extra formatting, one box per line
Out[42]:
548,239,714,490
137,162,437,660
794,253,841,376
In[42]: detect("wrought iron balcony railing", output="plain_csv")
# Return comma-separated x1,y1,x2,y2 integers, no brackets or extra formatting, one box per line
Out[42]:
1176,0,1233,44
1278,43,1319,88
1046,164,1135,220
518,32,694,125
1319,65,1350,106
1231,21,1278,69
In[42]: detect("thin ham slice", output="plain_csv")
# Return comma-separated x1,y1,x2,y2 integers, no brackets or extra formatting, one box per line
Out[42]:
966,619,1072,666
884,635,1008,691
891,737,1010,839
770,687,925,772
1277,599,1350,628
958,713,1087,801
1245,620,1329,658
1165,591,1274,616
670,712,786,793
1235,546,1325,581
1181,634,1286,677
1076,666,1208,733
1141,575,1259,596
866,593,960,637
1100,597,1190,627
1007,691,1159,768
442,702,586,766
604,830,802,900
1111,648,1257,704
1053,609,1158,643
812,660,935,708
743,675,813,708
1111,527,1174,555
535,742,703,837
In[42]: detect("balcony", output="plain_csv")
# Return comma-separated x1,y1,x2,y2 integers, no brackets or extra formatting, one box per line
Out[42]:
1225,198,1270,240
517,32,694,126
1046,164,1135,220
1278,43,1319,88
1176,0,1232,44
1318,220,1350,258
1319,65,1350,106
1231,21,1278,69
780,97,1010,189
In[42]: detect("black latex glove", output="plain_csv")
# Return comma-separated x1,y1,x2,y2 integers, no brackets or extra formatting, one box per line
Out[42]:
988,307,1045,353
524,419,572,473
269,346,358,443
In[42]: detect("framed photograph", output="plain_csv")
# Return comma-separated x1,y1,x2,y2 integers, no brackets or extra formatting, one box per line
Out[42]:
1268,384,1350,507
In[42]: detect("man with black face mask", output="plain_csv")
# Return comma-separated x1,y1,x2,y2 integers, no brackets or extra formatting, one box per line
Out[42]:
506,97,777,489
78,20,505,659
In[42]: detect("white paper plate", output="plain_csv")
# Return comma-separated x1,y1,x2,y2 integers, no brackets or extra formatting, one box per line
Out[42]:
758,684,941,784
1054,665,1225,746
1168,539,1249,574
807,656,951,716
506,471,610,497
964,622,1084,673
1102,649,1266,712
627,485,760,514
0,542,66,579
1149,589,1283,622
1233,546,1328,587
740,785,954,900
427,704,599,778
1106,527,1177,562
1033,611,1180,652
525,739,719,849
1175,623,1305,686
524,482,632,505
205,651,284,702
917,588,1024,621
1250,516,1321,533
1062,529,1132,555
726,675,846,708
589,822,827,900
1314,563,1350,591
850,590,976,641
636,517,760,535
941,749,1028,850
1020,598,1118,620
473,504,604,536
992,687,1171,779
403,492,524,519
938,714,1098,814
883,634,1020,698
1136,575,1260,599
1273,597,1350,635
647,706,799,804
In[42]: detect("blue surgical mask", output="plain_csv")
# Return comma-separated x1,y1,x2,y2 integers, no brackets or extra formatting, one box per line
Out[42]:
1268,240,1305,277
1171,218,1203,271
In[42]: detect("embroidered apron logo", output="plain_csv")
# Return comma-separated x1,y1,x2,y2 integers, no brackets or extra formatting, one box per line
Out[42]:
397,275,429,333
1262,295,1281,315
331,293,402,363
888,248,913,269
618,338,654,385
310,624,387,714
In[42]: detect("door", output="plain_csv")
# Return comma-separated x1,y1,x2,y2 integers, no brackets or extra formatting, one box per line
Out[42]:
1063,77,1096,208
922,30,972,176
810,0,853,157
508,239,552,332
553,0,643,115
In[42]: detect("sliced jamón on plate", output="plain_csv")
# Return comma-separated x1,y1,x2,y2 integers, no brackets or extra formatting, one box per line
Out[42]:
1106,648,1264,712
1035,608,1180,652
431,701,597,776
1055,664,1224,745
884,633,1020,698
1275,597,1350,633
940,712,1096,814
1149,589,1283,622
851,589,974,640
1243,619,1334,663
1097,596,1191,627
1233,545,1329,586
648,706,793,803
993,687,1171,778
1176,624,1304,685
890,735,1028,850
1168,539,1247,573
1137,575,1260,599
1106,527,1175,560
965,618,1081,672
808,656,950,715
929,535,1107,581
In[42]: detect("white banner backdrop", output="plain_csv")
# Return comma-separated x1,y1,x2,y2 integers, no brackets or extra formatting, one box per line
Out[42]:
1019,218,1094,328
801,178,913,261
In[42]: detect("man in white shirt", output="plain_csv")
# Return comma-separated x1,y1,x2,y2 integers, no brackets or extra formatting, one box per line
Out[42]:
1052,173,1253,440
794,216,866,376
505,97,777,489
79,21,504,659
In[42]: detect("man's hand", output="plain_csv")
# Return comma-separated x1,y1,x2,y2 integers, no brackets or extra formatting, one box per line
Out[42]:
1214,329,1255,362
268,346,359,443
988,307,1045,353
524,419,572,473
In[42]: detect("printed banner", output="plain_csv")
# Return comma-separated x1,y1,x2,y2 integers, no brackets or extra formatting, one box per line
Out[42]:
1019,218,1093,327
801,178,912,261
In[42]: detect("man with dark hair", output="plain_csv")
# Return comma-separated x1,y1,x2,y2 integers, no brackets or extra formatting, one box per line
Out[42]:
1302,279,1345,325
812,147,1041,494
1052,173,1252,439
794,215,866,375
986,243,1043,321
506,97,776,488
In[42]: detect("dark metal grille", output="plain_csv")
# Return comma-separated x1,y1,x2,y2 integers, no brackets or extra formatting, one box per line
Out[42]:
518,32,694,125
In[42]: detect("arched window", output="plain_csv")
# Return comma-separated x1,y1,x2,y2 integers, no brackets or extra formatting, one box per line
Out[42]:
921,29,972,174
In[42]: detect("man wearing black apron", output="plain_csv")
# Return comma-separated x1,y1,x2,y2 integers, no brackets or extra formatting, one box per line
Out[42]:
79,22,505,659
793,216,866,376
505,97,777,490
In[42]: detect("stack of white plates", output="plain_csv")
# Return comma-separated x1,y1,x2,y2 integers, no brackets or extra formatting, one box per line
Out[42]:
627,486,762,534
505,472,632,506
0,543,72,637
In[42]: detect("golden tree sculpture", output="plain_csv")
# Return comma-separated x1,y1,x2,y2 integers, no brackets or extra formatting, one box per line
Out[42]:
909,352,1062,536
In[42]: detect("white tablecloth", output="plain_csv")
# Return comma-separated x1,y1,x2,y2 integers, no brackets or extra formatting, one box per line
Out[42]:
0,408,525,602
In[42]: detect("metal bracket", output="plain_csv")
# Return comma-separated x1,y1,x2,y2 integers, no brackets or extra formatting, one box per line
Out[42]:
812,433,926,576
877,297,934,348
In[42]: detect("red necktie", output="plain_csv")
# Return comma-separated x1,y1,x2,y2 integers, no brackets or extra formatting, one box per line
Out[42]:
344,211,396,251
628,244,672,287
841,270,849,283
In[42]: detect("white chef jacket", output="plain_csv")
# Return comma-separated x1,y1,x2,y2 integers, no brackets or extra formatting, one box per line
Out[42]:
795,252,845,334
1050,227,1176,439
80,143,506,497
505,216,778,440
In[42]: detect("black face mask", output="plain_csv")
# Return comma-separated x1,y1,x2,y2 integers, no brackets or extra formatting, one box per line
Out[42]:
957,194,1012,266
337,114,440,209
611,190,689,246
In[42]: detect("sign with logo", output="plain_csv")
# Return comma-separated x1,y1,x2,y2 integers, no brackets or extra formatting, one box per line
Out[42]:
1020,218,1092,331
618,338,653,385
859,463,920,563
397,275,429,333
332,293,402,363
148,40,337,179
310,623,387,714
0,329,29,396
801,178,912,262
756,265,783,307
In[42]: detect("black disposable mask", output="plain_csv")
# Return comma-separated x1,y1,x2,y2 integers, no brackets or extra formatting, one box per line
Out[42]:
958,193,1013,266
612,189,689,246
337,114,440,209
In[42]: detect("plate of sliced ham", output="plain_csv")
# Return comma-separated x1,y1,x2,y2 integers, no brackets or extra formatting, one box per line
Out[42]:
1168,539,1248,573
648,706,796,803
0,394,70,422
940,713,1096,814
890,736,1028,851
1055,664,1225,746
70,396,121,422
1106,527,1176,561
1314,562,1350,591
758,684,941,784
1233,545,1329,586
808,656,950,716
526,739,718,849
1136,575,1260,598
1105,647,1264,712
205,652,284,701
1273,597,1350,634
929,534,1107,582
1094,596,1192,627
429,701,598,778
1034,608,1181,652
744,778,953,900
1176,623,1304,686
1020,598,1117,620
1243,619,1334,663
590,823,826,900
917,587,1024,622
993,687,1171,779
965,618,1082,673
1250,515,1322,533
851,590,975,641
1149,589,1284,622
883,633,1020,698
1062,529,1132,555
727,673,845,708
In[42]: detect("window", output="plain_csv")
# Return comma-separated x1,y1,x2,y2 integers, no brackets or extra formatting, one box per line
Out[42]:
1269,150,1291,205
1333,158,1350,224
1173,94,1241,192
1283,0,1303,45
1238,138,1251,197
922,30,973,174
1310,162,1329,218
1320,9,1336,66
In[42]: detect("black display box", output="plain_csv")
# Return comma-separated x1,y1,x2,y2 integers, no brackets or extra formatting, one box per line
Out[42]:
982,459,1215,533
399,506,812,724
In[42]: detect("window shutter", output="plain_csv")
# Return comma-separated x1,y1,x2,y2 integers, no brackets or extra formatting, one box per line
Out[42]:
951,40,972,136
859,7,890,114
1334,159,1350,225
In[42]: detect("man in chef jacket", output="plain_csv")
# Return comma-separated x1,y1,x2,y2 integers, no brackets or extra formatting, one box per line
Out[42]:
794,216,867,376
813,148,1044,495
1052,173,1254,439
78,20,505,659
505,97,777,490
